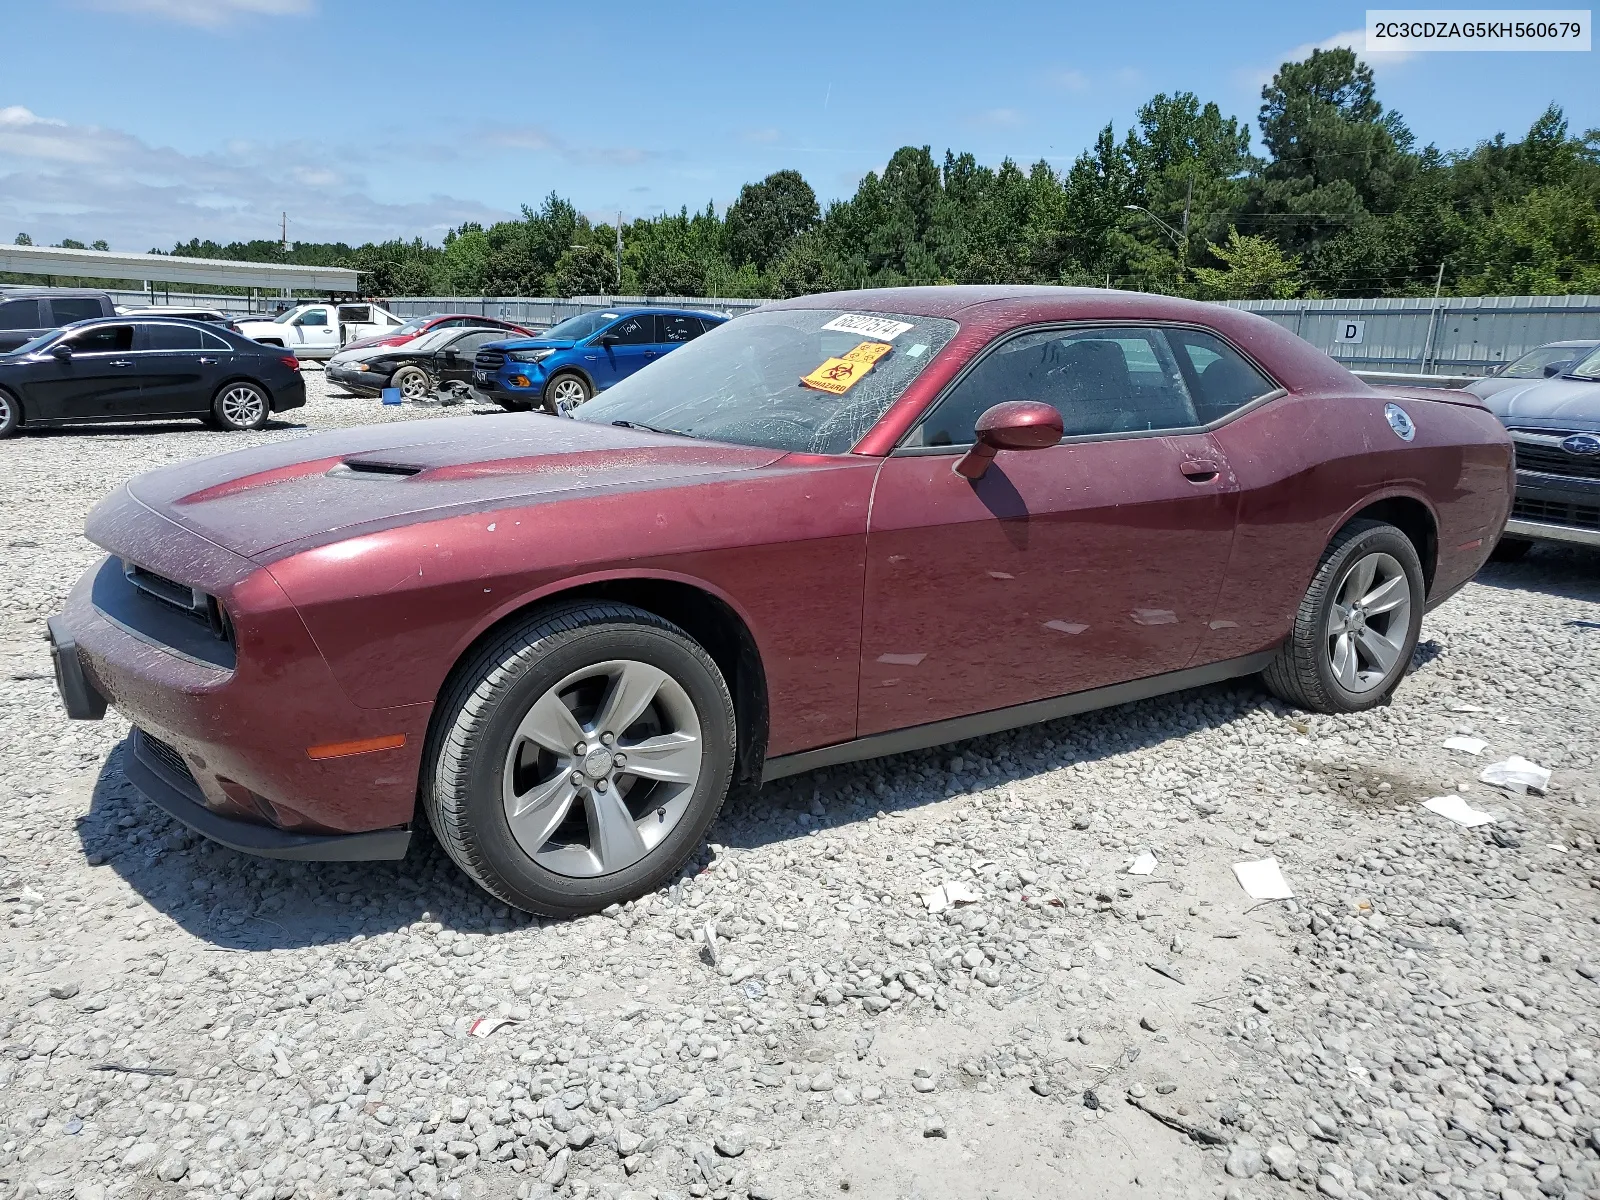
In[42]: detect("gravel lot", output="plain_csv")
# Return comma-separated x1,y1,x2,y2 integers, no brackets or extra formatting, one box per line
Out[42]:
2,369,1599,1200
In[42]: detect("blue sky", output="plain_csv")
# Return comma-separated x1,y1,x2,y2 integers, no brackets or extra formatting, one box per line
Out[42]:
0,0,1594,250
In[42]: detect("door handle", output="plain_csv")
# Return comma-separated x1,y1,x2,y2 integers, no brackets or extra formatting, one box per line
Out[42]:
108,360,134,367
198,357,220,364
1180,459,1220,483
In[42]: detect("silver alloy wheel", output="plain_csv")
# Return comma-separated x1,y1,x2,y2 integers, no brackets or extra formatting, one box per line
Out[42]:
549,376,587,414
396,368,432,401
0,391,11,427
219,384,266,427
1325,550,1411,693
501,658,703,878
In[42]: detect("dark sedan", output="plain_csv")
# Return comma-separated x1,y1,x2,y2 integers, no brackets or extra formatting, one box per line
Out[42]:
326,326,511,400
49,286,1511,917
0,316,305,437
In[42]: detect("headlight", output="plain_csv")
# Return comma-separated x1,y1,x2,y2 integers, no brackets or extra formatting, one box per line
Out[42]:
352,362,369,372
508,349,554,363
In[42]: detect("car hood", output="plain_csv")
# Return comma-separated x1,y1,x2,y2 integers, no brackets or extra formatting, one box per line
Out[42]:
1480,376,1600,431
484,337,578,353
1463,376,1527,401
120,414,786,560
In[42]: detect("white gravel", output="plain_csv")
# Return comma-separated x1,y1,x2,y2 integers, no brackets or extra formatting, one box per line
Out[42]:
2,369,1599,1200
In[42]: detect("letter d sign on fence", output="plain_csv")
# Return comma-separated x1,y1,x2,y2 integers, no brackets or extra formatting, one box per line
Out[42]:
1334,320,1365,345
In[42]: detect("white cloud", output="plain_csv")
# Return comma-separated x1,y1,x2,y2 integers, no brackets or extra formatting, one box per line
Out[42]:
1045,68,1090,92
0,105,504,250
967,107,1025,129
740,127,782,144
482,125,654,168
81,0,314,27
1244,27,1419,90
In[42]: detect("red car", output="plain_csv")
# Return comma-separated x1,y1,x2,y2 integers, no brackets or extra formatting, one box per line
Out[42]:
340,313,532,353
49,287,1512,916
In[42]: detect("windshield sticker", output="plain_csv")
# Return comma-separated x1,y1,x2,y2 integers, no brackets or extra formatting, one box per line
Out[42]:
822,314,915,341
801,357,873,395
905,343,928,358
842,341,893,365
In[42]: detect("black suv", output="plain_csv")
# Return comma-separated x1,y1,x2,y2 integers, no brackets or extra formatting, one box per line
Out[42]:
0,288,116,352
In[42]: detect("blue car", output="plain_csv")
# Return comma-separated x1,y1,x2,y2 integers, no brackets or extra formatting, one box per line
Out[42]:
472,307,728,414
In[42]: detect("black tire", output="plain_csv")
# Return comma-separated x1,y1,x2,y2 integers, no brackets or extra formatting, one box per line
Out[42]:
1262,519,1425,714
211,381,270,431
391,364,434,403
1489,536,1533,563
422,601,736,916
541,371,591,416
0,387,19,438
495,397,531,412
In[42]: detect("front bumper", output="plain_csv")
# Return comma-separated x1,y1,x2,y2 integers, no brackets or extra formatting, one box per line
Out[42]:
472,366,544,402
125,728,410,860
326,366,388,396
1509,469,1600,546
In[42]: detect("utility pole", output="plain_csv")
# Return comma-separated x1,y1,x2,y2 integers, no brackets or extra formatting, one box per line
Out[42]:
1180,175,1192,280
281,212,289,257
615,212,623,298
1420,262,1446,372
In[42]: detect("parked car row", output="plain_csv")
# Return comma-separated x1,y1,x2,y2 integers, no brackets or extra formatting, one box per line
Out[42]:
1466,339,1600,557
0,315,305,438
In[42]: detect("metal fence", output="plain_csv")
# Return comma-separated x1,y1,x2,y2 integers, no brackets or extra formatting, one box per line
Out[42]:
1222,294,1600,375
101,287,1600,377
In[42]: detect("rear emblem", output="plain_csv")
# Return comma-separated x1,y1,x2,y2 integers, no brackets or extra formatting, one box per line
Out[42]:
1384,403,1416,442
1561,434,1600,456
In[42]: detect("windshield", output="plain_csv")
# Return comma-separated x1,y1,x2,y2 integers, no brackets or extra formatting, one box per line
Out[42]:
403,328,458,354
1501,344,1592,378
1569,346,1600,380
9,329,61,355
542,311,618,341
574,308,959,454
391,317,431,335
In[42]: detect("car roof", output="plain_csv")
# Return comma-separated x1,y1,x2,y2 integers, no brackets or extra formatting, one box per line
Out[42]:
0,286,109,298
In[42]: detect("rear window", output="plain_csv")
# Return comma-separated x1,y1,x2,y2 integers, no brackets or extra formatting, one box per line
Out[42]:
50,297,106,324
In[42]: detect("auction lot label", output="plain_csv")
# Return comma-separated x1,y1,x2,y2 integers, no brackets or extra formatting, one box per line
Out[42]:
1367,9,1590,50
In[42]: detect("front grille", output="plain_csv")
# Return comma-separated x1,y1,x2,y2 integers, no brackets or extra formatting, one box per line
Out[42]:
1512,442,1600,481
122,560,232,645
138,730,195,783
1513,497,1600,531
474,350,506,372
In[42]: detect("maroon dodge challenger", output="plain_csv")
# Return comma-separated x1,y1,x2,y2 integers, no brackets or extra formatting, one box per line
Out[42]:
49,287,1513,915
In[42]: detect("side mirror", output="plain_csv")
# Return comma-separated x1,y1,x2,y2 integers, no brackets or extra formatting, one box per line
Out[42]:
51,344,73,360
954,401,1064,480
596,332,620,346
1543,360,1574,377
444,348,459,360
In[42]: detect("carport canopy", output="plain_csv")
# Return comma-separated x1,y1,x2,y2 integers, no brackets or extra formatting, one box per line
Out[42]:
0,243,358,292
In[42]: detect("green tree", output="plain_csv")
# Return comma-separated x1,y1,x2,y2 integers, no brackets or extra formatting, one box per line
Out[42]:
550,243,618,297
725,169,819,271
13,233,31,246
1191,227,1303,298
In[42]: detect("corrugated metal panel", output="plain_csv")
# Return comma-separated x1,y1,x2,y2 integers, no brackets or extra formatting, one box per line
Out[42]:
1222,295,1600,374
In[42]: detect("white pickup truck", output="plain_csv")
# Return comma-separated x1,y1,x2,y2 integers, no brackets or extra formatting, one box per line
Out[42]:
236,301,406,361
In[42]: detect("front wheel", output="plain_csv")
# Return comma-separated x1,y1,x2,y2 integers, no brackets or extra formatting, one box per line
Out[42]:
423,602,736,916
1262,519,1425,713
541,372,590,416
391,365,434,402
211,381,270,431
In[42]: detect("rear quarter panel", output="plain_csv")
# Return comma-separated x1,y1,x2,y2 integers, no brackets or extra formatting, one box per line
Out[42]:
1199,389,1511,664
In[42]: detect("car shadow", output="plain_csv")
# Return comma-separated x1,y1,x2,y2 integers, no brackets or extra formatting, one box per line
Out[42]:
20,418,307,438
77,738,496,952
1472,542,1600,604
79,662,1439,944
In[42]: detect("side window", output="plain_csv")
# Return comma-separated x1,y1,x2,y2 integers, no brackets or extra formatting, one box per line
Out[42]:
1166,328,1276,424
49,297,106,325
0,299,41,329
337,305,372,324
200,330,232,351
452,331,497,354
145,323,207,351
659,315,699,343
63,325,134,353
607,314,655,345
914,326,1198,446
295,308,329,327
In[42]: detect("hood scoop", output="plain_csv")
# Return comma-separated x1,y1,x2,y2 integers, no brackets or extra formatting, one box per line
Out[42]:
329,459,423,480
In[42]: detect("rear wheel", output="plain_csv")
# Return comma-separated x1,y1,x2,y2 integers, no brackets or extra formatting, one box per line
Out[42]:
542,372,590,416
1262,519,1425,713
0,388,19,438
211,381,269,431
423,602,736,916
1489,536,1533,563
391,365,434,402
